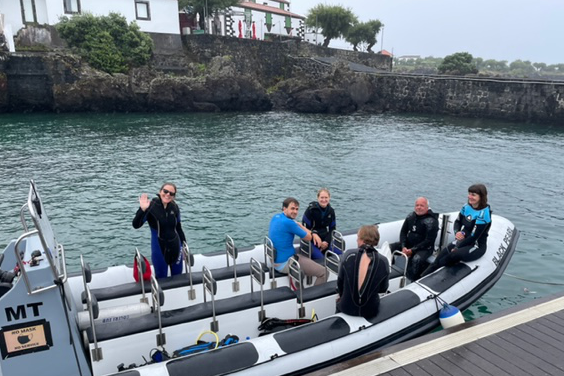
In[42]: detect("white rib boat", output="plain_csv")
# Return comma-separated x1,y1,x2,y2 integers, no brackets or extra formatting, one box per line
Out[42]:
0,181,519,376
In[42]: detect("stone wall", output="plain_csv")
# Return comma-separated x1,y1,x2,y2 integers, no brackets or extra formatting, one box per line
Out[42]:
180,34,391,86
0,47,563,124
372,74,564,123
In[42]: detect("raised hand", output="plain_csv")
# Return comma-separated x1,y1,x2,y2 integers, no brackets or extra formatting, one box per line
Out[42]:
139,193,151,211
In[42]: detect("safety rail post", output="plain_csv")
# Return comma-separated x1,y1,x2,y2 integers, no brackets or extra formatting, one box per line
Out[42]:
249,258,266,322
392,250,409,288
331,230,346,255
299,238,311,258
150,275,166,346
288,257,305,318
182,242,196,300
225,235,240,292
81,255,103,361
135,248,148,304
202,267,219,332
264,236,277,289
324,250,340,277
299,238,313,285
438,214,452,251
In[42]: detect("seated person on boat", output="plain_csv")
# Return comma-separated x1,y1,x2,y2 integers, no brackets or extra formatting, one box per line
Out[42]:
337,225,389,319
302,188,341,259
422,184,492,277
132,182,187,279
269,197,327,286
390,197,439,281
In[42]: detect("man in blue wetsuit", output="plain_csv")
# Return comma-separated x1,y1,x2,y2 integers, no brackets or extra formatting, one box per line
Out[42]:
390,197,439,281
268,197,327,286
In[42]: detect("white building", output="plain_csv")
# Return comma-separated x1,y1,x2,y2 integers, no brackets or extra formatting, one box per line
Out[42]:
223,0,305,41
0,0,180,52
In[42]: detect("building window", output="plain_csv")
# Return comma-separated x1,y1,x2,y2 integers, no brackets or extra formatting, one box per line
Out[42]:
135,1,151,21
20,0,37,23
64,0,81,14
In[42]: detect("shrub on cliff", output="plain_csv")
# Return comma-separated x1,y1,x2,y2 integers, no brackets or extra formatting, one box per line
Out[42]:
56,13,153,74
438,52,479,75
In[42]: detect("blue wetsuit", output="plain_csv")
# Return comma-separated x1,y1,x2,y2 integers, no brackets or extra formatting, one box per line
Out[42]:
133,196,186,279
268,212,306,271
422,204,492,277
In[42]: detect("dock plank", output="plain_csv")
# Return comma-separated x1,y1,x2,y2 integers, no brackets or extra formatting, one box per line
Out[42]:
306,293,564,376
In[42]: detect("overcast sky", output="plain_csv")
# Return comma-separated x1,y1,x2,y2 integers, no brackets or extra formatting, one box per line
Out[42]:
291,0,564,64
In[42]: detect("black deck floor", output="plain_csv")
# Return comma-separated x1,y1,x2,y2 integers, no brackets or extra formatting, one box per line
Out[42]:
306,291,564,376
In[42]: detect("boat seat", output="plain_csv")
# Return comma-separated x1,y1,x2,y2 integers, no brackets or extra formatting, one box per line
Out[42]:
368,289,421,325
274,316,350,354
89,263,271,302
87,286,296,342
300,280,337,303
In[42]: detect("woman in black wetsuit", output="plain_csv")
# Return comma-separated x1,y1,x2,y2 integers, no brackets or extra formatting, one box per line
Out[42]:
421,184,492,277
337,225,390,319
302,188,338,259
132,182,187,279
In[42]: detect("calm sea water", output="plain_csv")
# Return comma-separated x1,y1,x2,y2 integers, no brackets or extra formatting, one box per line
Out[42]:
1,112,563,319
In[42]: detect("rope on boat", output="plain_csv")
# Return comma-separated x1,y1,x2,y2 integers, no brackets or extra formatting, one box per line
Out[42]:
503,273,564,286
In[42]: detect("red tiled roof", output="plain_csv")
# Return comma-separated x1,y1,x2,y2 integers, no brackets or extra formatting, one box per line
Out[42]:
238,1,306,19
379,49,393,56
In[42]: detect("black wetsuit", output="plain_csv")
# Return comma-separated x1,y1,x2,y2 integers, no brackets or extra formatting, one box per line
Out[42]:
422,204,492,277
390,209,439,280
132,196,187,279
302,201,337,259
337,244,389,319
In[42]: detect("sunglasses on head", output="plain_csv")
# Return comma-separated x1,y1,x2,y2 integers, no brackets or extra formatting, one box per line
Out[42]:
162,189,176,196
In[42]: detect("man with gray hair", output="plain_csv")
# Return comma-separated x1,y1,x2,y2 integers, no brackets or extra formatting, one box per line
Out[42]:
390,197,439,281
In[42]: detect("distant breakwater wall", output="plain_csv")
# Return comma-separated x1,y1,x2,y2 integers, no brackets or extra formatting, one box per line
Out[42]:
372,74,564,124
0,46,563,124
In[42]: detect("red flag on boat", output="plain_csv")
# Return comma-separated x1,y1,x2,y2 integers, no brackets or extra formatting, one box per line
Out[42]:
238,20,243,38
252,22,257,39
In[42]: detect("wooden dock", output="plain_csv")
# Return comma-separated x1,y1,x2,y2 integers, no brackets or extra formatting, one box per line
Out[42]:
306,292,564,376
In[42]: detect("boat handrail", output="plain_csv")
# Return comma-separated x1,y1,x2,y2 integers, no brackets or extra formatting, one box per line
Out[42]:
324,250,340,276
249,257,267,321
13,230,61,295
264,236,277,289
80,255,103,361
225,235,240,292
202,266,219,332
331,230,346,255
150,275,166,346
288,257,306,318
134,248,148,304
299,237,311,258
182,241,196,300
438,213,453,251
392,251,409,288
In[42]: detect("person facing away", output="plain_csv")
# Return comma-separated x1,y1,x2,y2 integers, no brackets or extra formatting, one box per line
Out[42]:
302,188,340,259
337,225,390,319
132,182,187,279
390,197,439,281
268,197,327,286
421,184,492,277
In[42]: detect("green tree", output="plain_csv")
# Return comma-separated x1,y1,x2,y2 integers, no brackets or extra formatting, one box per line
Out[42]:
179,0,239,31
305,5,358,48
56,13,153,73
345,20,382,52
437,52,478,75
509,60,535,77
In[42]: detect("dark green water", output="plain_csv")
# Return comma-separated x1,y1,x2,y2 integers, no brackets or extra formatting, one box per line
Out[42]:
1,112,563,319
